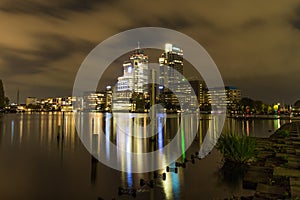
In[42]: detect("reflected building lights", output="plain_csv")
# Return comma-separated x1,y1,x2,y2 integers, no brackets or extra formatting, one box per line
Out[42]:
1,110,297,200
181,119,185,160
40,113,44,145
11,120,14,145
246,121,250,136
241,120,245,135
162,167,182,200
251,120,255,136
70,115,75,152
158,117,164,150
26,114,30,139
105,114,111,160
1,117,6,145
65,114,68,137
3,112,294,198
199,115,220,158
171,172,180,199
19,114,23,144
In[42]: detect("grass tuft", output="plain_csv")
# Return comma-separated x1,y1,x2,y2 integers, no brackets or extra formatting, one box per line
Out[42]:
276,129,290,138
216,133,257,164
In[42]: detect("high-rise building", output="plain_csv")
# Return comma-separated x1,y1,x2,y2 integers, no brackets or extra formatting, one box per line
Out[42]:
189,80,207,105
159,43,183,91
105,86,113,111
130,49,148,93
158,43,187,110
112,48,149,112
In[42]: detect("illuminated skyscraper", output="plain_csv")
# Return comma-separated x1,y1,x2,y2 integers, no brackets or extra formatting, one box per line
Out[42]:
130,48,148,93
112,48,149,112
159,43,183,90
159,43,186,110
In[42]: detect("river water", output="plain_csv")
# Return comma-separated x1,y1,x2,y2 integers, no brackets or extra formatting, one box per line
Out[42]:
0,112,294,200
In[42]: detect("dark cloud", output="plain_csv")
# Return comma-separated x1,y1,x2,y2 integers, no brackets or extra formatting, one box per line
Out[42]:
240,18,266,30
289,5,300,30
62,0,111,12
0,1,65,18
150,17,192,30
0,0,112,18
0,34,94,75
0,0,300,104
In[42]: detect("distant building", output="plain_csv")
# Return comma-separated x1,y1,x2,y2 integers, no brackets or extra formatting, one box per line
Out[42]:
105,86,113,112
61,96,74,112
26,97,38,106
40,97,74,111
189,80,206,105
225,86,241,111
40,97,56,111
83,91,106,111
194,83,241,112
205,87,227,111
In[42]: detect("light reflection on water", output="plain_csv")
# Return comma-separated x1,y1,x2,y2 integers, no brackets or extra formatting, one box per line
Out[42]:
0,112,294,200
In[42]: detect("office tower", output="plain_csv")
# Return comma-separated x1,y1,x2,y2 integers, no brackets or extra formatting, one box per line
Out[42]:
113,48,149,112
189,80,207,106
159,43,183,90
130,48,148,93
158,43,185,110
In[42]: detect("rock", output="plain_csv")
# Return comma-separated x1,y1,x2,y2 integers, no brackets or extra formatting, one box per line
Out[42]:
256,183,287,196
243,170,271,190
291,186,300,198
290,177,300,186
274,167,300,177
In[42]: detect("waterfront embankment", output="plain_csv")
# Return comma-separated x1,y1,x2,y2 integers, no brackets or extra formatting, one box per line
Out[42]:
241,121,300,199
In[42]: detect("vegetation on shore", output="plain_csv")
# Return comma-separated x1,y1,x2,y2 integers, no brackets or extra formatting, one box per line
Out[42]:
276,129,290,138
216,133,257,164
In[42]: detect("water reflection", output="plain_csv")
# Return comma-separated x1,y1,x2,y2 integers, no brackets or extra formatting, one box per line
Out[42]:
19,114,23,144
11,120,14,144
75,112,201,173
0,113,296,199
223,117,291,138
91,156,98,185
162,165,183,200
0,112,293,158
198,114,224,158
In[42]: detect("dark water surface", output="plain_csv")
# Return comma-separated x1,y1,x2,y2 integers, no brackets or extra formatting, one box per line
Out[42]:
0,112,293,200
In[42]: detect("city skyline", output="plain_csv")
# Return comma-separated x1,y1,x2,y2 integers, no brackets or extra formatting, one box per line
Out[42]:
0,0,300,104
1,46,296,107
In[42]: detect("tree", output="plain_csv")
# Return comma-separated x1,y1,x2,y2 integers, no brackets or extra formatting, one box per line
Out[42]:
294,100,300,108
0,79,5,109
253,100,263,114
238,97,254,113
5,97,9,106
240,97,254,108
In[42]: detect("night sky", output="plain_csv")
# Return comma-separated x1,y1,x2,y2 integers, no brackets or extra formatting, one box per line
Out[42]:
1,0,300,104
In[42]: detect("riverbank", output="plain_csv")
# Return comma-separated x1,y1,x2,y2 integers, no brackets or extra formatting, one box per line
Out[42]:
239,121,300,199
229,114,300,120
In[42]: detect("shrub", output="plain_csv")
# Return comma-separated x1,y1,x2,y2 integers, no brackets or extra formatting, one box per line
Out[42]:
276,129,290,138
216,133,256,164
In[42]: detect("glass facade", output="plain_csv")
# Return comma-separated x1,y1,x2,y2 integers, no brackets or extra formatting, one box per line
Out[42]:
113,48,149,112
